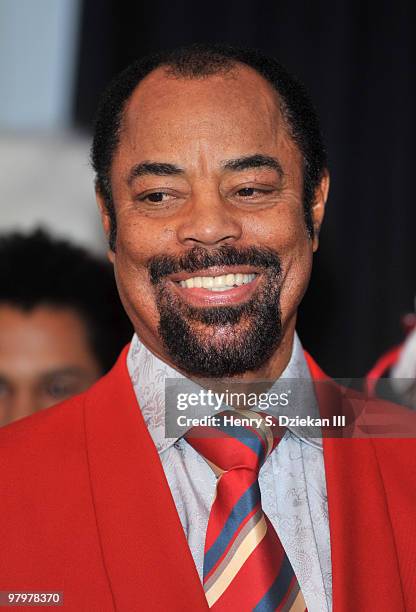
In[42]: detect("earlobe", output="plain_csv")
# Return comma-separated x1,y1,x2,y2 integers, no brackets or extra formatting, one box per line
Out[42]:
311,170,330,252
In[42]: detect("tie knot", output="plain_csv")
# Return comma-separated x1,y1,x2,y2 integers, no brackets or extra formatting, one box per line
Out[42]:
185,409,283,475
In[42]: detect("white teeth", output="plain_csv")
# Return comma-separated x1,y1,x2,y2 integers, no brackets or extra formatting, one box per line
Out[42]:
178,273,256,291
202,276,214,289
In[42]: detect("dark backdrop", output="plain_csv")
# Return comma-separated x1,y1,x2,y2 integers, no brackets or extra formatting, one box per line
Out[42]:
73,0,416,377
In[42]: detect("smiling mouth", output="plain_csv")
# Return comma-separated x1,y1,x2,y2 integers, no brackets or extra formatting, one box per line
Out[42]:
177,273,257,292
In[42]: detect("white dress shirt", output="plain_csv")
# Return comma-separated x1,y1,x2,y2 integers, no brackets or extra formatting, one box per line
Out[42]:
127,333,332,611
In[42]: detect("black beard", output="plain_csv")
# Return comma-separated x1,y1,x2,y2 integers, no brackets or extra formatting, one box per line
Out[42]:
148,245,283,377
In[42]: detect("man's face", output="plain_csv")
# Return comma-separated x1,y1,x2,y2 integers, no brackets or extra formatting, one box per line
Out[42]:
99,65,327,379
0,305,102,426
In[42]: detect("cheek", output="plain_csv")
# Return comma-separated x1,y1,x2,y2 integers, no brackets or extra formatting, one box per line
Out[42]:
112,214,177,333
244,205,313,317
115,205,177,265
113,222,158,324
278,231,313,321
244,196,309,258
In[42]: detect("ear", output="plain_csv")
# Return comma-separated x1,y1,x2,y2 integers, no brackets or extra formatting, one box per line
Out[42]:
96,190,115,263
311,169,330,252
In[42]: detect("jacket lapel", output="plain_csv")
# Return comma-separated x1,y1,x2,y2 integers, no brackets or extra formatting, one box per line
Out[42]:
305,353,406,611
84,347,208,611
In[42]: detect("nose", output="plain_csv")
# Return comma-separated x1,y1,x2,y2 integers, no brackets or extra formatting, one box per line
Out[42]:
176,185,242,247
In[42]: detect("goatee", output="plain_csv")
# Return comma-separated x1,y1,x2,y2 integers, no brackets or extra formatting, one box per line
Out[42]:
148,245,283,377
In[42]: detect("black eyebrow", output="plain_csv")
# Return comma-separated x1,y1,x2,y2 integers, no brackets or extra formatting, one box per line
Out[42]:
127,162,184,185
41,367,89,379
222,154,283,176
127,155,282,185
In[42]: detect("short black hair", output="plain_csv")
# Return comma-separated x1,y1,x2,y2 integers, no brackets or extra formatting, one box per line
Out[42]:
0,229,132,373
91,44,327,251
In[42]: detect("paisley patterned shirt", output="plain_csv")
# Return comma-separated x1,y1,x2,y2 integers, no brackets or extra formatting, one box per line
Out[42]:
127,333,332,611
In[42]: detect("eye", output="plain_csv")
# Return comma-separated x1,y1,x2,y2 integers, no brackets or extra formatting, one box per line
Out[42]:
44,377,79,400
138,191,170,203
47,382,71,399
235,187,273,198
236,187,258,197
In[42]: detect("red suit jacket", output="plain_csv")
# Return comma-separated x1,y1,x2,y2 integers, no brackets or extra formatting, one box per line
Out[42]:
1,347,416,611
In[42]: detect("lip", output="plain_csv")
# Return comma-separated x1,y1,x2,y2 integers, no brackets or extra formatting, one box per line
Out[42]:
168,271,261,307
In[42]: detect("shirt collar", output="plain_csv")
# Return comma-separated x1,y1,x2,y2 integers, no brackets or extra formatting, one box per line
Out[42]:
127,333,322,453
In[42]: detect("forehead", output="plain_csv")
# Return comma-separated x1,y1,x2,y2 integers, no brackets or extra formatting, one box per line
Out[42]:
0,306,88,364
116,64,294,165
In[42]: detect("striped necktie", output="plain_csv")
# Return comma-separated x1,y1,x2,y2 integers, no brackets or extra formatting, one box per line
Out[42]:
185,409,306,611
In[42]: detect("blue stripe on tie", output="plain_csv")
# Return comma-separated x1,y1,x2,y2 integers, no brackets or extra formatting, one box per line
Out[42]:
203,481,259,579
217,421,266,464
253,554,295,612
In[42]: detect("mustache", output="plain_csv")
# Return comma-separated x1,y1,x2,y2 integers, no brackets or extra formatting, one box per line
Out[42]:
148,245,282,285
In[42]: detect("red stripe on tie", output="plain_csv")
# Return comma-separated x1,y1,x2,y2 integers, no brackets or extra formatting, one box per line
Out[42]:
204,469,256,550
209,517,285,610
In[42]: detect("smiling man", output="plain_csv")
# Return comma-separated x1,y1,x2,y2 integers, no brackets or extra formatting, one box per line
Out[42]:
95,54,326,383
0,45,415,612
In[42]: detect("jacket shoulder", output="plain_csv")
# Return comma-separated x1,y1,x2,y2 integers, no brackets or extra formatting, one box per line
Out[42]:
0,390,88,473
